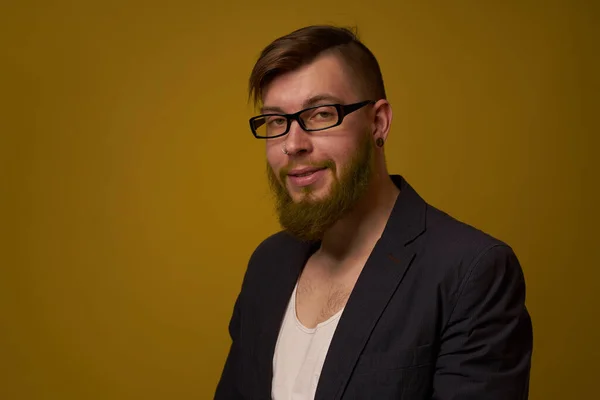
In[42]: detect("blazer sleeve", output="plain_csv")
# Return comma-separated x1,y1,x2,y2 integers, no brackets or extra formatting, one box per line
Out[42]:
214,293,244,399
432,244,533,400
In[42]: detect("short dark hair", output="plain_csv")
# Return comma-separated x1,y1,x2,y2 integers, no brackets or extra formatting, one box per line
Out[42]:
248,25,387,106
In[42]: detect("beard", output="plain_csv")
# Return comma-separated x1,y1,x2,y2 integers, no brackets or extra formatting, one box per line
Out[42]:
267,134,375,242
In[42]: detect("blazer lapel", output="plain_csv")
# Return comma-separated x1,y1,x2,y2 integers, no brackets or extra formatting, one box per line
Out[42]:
315,175,427,400
314,244,416,400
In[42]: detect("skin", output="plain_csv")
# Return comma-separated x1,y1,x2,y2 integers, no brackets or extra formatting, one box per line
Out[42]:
262,51,399,327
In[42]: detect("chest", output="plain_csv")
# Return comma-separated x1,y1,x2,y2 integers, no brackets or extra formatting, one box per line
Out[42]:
295,264,361,329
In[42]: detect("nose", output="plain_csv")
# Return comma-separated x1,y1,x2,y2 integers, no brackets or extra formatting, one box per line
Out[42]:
283,120,313,156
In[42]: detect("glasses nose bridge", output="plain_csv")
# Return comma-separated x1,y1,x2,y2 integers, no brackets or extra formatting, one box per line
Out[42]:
287,110,308,133
283,111,313,154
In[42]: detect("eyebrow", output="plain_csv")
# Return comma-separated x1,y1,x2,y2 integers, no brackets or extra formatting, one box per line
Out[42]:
260,94,344,114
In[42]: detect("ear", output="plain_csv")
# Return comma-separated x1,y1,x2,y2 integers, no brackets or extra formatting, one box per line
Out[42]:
371,99,393,142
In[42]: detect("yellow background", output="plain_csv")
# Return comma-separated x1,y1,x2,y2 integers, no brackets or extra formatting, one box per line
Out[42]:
1,1,598,399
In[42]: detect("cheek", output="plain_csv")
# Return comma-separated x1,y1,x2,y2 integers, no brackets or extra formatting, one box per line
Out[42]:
265,143,285,176
327,144,358,177
266,142,280,162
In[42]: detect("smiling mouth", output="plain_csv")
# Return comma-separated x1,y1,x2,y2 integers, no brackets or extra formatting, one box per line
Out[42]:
289,169,324,177
288,167,327,177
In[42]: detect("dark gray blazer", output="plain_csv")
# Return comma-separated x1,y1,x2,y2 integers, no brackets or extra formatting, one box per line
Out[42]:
215,175,533,399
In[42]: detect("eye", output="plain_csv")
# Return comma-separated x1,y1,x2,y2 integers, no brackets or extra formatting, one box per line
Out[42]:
316,111,333,119
306,106,337,122
267,117,287,126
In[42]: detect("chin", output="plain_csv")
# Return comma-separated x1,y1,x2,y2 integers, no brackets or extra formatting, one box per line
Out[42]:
289,185,331,203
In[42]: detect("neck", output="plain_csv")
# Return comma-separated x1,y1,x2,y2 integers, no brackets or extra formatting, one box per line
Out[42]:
316,173,400,264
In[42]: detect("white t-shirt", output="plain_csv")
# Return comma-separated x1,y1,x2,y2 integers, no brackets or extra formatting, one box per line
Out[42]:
271,284,344,400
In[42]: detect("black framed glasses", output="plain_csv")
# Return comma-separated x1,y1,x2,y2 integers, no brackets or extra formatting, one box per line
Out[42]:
249,100,375,139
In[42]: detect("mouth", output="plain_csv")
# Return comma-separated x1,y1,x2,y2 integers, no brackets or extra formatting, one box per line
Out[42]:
288,167,327,177
286,167,328,187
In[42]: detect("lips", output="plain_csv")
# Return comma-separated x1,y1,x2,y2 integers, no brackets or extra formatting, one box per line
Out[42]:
288,167,326,177
286,167,327,187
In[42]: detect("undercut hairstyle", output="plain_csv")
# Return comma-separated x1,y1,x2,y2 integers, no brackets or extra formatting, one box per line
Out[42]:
248,25,387,107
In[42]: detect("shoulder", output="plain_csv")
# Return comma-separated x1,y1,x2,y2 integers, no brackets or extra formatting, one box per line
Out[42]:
427,203,511,253
247,230,302,266
420,204,522,282
241,230,308,284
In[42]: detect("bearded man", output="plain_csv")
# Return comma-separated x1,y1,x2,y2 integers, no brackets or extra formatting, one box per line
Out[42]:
215,25,533,400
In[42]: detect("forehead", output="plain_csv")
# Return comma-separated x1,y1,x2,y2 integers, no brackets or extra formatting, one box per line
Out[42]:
262,53,359,112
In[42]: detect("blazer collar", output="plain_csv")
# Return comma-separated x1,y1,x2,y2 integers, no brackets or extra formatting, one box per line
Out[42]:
381,174,428,247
